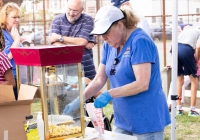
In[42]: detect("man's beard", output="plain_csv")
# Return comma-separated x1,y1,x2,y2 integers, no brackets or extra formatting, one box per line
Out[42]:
67,16,79,24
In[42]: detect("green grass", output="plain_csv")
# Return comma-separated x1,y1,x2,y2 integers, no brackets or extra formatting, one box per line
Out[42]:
31,101,200,139
31,99,42,120
164,114,200,140
103,104,113,122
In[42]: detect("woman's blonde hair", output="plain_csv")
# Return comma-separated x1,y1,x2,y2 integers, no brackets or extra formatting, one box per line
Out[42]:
120,5,139,29
0,2,20,29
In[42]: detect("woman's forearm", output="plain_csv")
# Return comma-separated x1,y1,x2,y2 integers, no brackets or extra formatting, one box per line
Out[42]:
7,40,20,60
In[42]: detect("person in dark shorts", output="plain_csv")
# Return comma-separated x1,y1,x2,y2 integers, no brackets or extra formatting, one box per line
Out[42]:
176,28,200,116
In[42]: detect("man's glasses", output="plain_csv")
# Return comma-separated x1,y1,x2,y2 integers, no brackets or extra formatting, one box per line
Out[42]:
67,8,82,15
110,58,120,75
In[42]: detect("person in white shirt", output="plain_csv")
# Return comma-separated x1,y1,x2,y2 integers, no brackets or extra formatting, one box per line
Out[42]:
111,0,150,36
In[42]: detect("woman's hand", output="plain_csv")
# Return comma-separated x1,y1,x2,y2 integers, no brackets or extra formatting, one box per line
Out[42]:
10,27,20,43
94,91,112,108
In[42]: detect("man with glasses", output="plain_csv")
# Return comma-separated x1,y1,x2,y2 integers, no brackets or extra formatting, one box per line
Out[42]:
50,0,101,129
50,0,96,80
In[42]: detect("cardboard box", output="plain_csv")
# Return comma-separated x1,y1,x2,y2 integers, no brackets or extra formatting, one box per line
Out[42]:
0,84,37,140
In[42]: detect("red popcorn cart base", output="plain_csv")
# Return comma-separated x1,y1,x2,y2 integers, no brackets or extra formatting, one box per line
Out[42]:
11,45,86,140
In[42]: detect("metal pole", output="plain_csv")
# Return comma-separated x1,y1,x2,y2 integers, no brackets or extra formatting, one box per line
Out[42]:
187,0,189,24
77,63,85,136
43,0,47,45
96,0,100,65
171,0,178,139
39,66,49,139
33,0,35,45
145,13,200,18
162,0,166,67
16,65,20,93
0,0,3,8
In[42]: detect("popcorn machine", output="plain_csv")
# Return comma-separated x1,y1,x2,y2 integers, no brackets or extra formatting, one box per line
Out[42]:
11,45,86,139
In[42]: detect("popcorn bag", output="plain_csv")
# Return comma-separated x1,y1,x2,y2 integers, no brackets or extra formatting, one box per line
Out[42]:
86,103,104,134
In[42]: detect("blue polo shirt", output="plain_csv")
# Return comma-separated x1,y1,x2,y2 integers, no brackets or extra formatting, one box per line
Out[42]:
51,13,96,80
3,29,23,79
101,28,171,134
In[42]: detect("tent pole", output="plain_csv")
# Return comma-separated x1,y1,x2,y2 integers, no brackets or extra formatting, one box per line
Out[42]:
171,0,178,140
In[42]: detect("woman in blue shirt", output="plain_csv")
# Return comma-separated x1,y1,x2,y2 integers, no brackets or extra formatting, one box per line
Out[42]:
0,2,21,100
84,6,171,140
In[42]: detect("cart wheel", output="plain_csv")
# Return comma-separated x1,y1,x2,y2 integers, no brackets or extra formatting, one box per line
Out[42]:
103,114,112,131
110,113,114,124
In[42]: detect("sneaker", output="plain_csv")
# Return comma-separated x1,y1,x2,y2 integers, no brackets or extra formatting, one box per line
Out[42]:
188,110,200,117
177,110,183,116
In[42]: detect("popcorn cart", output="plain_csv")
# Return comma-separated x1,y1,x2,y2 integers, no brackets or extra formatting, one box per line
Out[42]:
10,45,86,140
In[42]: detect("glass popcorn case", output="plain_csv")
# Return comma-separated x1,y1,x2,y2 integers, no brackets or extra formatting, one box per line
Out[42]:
11,45,86,140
